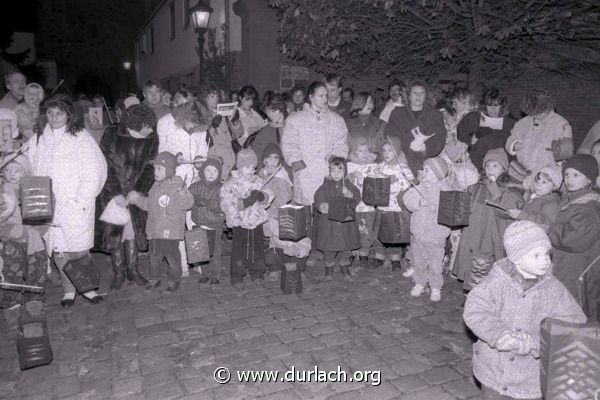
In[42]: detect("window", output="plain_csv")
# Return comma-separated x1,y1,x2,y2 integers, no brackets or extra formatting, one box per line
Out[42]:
149,24,155,55
169,1,176,40
183,0,190,30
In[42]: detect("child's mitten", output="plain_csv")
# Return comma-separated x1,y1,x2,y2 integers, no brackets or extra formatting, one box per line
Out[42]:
495,331,520,352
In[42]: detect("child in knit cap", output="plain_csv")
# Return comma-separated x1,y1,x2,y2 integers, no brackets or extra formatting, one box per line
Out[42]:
548,154,600,318
189,156,225,285
506,164,562,231
347,138,379,269
220,148,273,287
372,136,413,273
313,157,361,280
403,156,451,301
464,220,586,400
1,154,29,225
127,152,194,293
453,148,524,291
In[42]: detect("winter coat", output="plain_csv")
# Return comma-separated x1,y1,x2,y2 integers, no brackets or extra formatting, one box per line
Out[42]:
157,113,209,186
384,104,447,174
26,124,108,252
516,192,560,231
205,109,236,180
328,98,352,119
249,123,282,164
345,114,385,155
347,161,379,213
378,161,413,212
453,177,524,281
258,166,293,219
458,112,516,172
94,124,159,252
237,107,267,145
464,258,586,399
220,172,273,230
189,180,224,230
131,175,193,241
506,111,572,174
378,100,403,123
403,179,451,245
548,189,600,303
143,100,171,120
313,177,361,252
282,107,349,205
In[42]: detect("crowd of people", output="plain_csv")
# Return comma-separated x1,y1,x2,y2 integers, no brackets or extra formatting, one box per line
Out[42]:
1,70,599,398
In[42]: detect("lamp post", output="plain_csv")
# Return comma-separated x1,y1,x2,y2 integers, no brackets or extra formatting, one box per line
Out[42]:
190,1,213,84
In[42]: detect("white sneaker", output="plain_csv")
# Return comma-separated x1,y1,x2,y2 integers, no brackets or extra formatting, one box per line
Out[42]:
402,267,414,278
430,289,441,302
410,284,424,297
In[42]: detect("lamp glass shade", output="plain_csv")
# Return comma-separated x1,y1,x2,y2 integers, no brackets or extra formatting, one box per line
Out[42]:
190,3,213,30
123,61,131,70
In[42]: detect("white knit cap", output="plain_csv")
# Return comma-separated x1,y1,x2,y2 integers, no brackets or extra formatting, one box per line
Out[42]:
537,165,563,189
503,221,551,263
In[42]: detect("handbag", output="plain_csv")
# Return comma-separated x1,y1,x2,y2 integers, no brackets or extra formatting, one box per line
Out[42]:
185,226,212,264
17,319,53,370
438,190,471,228
99,197,131,226
550,138,574,162
62,253,100,294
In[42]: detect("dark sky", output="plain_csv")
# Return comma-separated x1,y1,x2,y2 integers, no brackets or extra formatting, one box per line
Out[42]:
6,0,38,32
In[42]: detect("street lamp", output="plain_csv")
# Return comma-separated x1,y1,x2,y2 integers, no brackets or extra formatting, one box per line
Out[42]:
190,1,213,84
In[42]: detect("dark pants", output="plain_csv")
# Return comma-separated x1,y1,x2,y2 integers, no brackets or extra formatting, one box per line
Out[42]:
230,225,265,284
148,239,182,283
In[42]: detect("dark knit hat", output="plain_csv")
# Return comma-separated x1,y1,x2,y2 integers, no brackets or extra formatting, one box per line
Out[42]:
151,152,178,178
199,156,223,183
563,154,598,183
261,143,284,165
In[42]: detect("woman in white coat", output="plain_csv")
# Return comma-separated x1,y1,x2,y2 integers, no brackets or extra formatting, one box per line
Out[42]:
27,94,107,307
282,81,349,206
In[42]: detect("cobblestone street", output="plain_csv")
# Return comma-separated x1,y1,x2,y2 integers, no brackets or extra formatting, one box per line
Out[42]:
1,248,481,400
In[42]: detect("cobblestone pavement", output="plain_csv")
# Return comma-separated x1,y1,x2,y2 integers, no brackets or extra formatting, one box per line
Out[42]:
1,248,481,400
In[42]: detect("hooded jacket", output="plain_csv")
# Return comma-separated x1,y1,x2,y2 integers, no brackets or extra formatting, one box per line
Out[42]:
464,258,586,399
189,158,224,229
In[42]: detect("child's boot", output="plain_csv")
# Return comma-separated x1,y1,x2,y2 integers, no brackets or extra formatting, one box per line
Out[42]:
391,260,402,272
340,265,352,281
358,256,369,269
324,266,334,281
410,284,424,297
368,258,383,270
430,289,441,302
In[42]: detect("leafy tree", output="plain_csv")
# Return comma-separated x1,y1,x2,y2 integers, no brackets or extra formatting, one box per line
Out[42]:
268,0,600,84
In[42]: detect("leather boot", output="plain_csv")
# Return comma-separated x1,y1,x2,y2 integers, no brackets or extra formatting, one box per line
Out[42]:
110,244,127,290
358,256,369,269
124,240,148,286
340,265,352,280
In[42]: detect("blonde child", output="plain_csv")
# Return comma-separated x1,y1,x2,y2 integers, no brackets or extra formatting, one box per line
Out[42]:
403,157,450,301
373,137,413,273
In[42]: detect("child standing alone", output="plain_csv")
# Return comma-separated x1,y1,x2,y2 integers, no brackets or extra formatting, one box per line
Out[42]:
464,221,586,400
127,152,194,292
402,157,451,302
